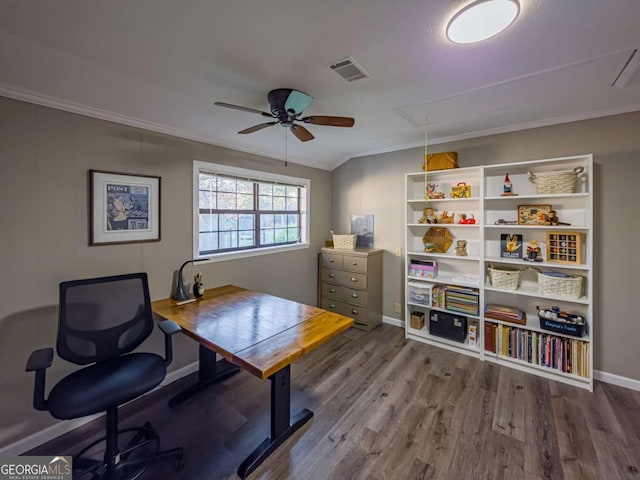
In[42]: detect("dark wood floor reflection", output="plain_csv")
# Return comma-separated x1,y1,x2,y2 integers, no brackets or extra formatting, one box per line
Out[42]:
29,324,640,480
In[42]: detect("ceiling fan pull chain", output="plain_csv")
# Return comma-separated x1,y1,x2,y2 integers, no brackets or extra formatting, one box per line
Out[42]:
284,126,288,167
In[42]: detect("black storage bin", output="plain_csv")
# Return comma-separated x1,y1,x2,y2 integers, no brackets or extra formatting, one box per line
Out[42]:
429,310,468,343
538,314,585,337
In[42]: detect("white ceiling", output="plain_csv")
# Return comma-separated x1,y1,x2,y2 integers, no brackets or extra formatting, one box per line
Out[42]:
1,0,639,170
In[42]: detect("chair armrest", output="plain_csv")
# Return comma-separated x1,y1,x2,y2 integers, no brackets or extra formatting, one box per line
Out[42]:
158,319,181,336
26,348,54,372
157,320,181,366
25,348,53,411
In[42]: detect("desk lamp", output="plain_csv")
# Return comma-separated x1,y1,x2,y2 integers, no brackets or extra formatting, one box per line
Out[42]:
173,259,204,300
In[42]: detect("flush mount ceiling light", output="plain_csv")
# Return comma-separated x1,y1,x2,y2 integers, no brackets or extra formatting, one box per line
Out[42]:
447,0,520,44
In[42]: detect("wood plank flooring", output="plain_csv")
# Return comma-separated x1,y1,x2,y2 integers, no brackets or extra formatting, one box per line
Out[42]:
28,324,640,479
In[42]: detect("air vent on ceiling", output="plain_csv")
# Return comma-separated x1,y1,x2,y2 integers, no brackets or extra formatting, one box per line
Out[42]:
330,57,370,82
612,49,640,88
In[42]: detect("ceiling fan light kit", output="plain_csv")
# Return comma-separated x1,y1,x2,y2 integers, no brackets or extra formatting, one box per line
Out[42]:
214,88,355,142
446,0,520,44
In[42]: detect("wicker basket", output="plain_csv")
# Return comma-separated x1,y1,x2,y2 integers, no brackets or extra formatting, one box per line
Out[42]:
332,234,357,249
537,271,582,298
528,166,584,194
488,265,521,290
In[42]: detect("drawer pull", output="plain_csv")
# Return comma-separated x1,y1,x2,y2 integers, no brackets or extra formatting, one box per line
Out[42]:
329,258,334,263
352,262,358,266
329,304,336,309
351,309,359,315
329,273,335,278
351,277,358,282
351,293,359,298
329,288,336,293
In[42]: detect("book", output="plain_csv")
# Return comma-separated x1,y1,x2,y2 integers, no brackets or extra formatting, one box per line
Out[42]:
484,304,526,325
500,233,523,259
484,323,496,353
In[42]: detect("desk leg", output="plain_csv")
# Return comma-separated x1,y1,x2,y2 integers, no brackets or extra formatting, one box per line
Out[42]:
237,365,313,479
168,344,240,408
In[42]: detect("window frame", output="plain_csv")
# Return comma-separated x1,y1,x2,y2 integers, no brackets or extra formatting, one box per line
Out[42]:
193,161,310,262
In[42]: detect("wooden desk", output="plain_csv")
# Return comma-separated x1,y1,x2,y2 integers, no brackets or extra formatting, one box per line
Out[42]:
152,285,353,479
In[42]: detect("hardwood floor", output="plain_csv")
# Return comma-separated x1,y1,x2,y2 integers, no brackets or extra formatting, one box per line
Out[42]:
28,324,640,479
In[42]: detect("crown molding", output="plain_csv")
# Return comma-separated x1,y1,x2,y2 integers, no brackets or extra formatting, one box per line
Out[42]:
0,83,324,169
2,82,639,172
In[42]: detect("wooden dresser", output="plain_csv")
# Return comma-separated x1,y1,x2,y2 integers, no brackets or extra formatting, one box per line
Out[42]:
319,247,383,332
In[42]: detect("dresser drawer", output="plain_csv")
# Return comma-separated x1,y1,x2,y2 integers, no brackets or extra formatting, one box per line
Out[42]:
342,254,368,273
321,298,369,326
322,252,343,269
321,282,368,306
322,269,368,290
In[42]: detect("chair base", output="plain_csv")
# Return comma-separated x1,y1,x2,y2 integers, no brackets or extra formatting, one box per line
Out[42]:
74,422,183,480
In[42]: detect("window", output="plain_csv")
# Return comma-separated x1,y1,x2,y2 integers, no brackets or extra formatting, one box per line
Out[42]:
193,161,310,260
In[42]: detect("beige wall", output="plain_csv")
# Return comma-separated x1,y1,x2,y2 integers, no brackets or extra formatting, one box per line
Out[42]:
332,111,640,382
0,96,332,450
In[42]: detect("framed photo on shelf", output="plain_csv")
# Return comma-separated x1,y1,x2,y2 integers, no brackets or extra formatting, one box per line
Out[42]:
89,170,161,246
517,204,551,225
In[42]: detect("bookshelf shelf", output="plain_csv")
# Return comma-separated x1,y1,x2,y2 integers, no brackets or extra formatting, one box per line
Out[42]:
484,256,590,271
483,285,590,304
485,352,591,389
405,154,593,391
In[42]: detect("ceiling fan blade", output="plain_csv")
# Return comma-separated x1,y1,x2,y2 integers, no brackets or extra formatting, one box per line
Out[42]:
290,124,315,142
214,102,273,118
238,122,278,134
301,116,355,127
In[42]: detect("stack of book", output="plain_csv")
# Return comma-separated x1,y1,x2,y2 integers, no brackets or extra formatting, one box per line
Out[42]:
444,286,479,315
484,304,526,325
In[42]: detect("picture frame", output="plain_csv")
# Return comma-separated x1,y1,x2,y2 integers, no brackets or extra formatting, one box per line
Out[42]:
89,170,161,246
517,204,551,225
500,233,523,259
546,231,583,264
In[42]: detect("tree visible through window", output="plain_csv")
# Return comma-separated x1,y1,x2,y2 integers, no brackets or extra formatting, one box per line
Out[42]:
196,166,307,257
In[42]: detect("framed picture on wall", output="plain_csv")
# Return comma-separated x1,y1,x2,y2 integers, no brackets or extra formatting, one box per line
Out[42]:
89,170,161,246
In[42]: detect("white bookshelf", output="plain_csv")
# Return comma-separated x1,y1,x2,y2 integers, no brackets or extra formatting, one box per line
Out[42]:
404,154,593,390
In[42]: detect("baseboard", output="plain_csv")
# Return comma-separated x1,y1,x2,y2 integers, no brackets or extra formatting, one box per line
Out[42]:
383,316,404,328
594,369,640,392
1,361,199,456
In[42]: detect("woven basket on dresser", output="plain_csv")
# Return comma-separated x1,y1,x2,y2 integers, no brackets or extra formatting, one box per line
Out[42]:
537,271,582,298
528,166,584,194
488,265,521,290
332,234,357,249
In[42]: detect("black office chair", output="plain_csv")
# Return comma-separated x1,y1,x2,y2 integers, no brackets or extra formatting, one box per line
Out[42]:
26,273,184,480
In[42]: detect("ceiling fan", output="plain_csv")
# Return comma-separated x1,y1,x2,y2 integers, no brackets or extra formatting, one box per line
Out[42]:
214,88,355,142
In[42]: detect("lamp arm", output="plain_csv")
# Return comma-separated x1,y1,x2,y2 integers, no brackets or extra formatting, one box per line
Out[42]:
173,259,197,300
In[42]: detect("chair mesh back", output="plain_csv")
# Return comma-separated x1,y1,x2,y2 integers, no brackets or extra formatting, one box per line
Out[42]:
57,273,154,365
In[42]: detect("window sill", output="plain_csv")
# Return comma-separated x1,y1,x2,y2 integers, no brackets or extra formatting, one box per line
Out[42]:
196,243,311,263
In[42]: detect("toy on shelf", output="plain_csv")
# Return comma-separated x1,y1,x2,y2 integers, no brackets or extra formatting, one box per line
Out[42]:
418,207,438,224
501,173,518,196
440,210,455,224
423,242,435,253
455,240,468,256
525,240,543,262
451,182,471,198
426,183,445,199
544,209,571,226
458,213,476,224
